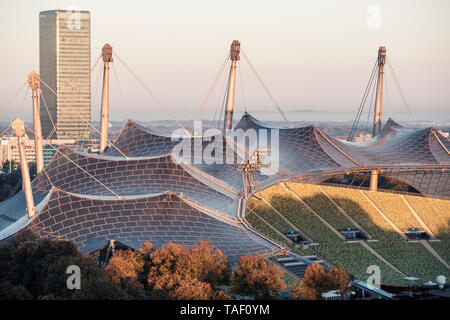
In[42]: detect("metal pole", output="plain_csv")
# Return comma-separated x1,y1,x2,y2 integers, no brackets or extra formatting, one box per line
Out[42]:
369,170,378,191
373,46,386,137
370,47,386,192
99,44,113,153
28,72,44,173
12,118,35,218
223,40,240,131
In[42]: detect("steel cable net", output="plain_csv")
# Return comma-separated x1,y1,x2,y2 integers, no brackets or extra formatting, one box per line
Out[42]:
1,48,449,264
1,117,448,263
103,113,449,194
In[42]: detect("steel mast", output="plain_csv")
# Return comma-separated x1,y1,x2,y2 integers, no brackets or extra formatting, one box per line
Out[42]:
28,72,44,173
370,46,386,191
99,44,113,153
373,46,386,136
12,118,35,218
223,40,240,131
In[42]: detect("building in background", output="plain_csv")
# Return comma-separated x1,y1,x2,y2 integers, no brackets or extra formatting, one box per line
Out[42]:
0,136,35,171
354,133,373,142
39,10,91,140
438,129,449,138
0,136,76,171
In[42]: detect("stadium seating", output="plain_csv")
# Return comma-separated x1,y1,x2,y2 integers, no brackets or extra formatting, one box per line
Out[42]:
323,185,449,282
404,195,450,263
246,184,410,285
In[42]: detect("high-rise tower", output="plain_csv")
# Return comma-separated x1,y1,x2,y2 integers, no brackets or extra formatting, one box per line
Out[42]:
39,10,91,140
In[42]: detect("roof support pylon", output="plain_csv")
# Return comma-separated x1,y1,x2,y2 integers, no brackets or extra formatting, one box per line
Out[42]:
371,46,386,191
99,44,113,153
223,40,240,131
373,46,386,137
28,72,44,173
369,170,379,192
12,118,35,218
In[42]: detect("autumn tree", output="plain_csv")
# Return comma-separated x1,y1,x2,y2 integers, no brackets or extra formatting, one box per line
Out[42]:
106,249,143,284
176,240,231,289
0,233,133,300
331,265,352,296
231,255,286,299
291,263,351,300
105,241,231,300
105,249,145,298
146,242,184,299
146,241,231,300
167,276,214,300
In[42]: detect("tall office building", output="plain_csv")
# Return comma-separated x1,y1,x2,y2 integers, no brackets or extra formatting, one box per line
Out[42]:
39,10,91,140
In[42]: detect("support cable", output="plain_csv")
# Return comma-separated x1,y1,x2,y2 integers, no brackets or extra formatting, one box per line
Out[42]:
217,72,230,129
47,127,56,142
17,86,30,118
351,59,378,139
111,62,132,120
87,62,104,150
192,52,230,128
357,175,367,188
0,124,12,137
80,116,129,159
386,57,415,124
237,60,247,111
316,129,361,166
91,54,102,74
363,71,378,136
212,62,230,129
39,78,57,97
384,63,390,118
25,125,122,199
241,50,293,128
7,178,23,200
40,74,129,158
349,174,357,187
431,130,450,156
113,52,190,135
0,80,28,118
348,58,378,141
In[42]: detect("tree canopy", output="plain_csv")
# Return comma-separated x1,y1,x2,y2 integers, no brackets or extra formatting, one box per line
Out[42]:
107,240,231,300
0,231,133,300
0,233,304,300
231,255,286,299
291,263,351,300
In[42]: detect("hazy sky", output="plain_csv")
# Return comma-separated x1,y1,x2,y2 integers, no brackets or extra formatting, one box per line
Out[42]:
0,0,449,122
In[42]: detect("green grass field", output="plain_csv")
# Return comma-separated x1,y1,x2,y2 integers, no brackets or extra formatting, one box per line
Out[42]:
323,185,449,282
245,183,450,285
363,191,420,230
287,183,357,230
404,195,450,263
248,185,408,285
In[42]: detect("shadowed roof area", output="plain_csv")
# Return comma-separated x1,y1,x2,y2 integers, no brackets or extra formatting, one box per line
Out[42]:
23,189,276,263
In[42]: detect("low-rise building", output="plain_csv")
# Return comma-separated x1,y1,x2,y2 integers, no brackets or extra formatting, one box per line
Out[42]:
0,135,76,171
354,133,373,142
438,129,449,138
